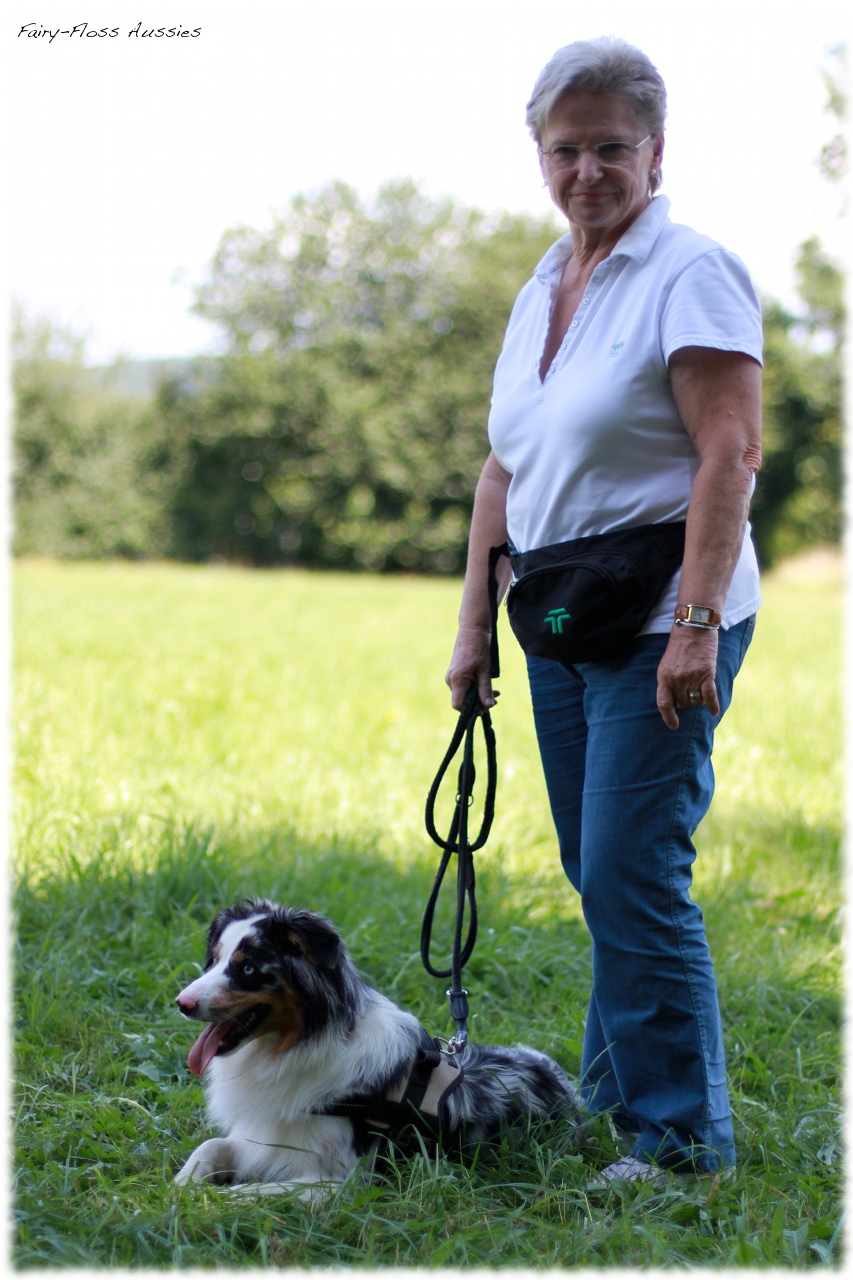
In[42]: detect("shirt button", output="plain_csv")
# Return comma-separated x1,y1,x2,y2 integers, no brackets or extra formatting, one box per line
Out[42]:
570,319,578,328
582,297,590,304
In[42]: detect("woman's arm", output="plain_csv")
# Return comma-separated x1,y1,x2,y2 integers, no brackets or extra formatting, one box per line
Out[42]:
445,450,513,710
656,347,762,728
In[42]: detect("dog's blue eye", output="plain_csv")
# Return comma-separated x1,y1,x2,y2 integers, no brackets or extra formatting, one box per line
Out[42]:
242,962,255,976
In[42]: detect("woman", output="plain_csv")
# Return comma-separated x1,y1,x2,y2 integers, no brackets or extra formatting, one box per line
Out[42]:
446,37,762,1184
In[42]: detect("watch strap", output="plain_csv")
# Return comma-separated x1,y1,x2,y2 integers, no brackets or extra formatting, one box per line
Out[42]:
674,603,722,628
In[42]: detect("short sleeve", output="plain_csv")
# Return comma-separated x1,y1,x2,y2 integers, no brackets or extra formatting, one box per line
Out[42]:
660,248,763,366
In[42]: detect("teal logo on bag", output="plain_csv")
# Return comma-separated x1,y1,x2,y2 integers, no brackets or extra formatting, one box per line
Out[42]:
544,607,571,634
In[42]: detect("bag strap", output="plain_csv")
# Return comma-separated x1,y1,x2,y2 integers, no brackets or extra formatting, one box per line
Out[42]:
487,542,510,680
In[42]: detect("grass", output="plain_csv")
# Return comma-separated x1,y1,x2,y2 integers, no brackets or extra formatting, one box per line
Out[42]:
12,552,843,1268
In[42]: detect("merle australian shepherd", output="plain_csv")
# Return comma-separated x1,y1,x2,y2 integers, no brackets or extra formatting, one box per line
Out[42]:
175,897,584,1194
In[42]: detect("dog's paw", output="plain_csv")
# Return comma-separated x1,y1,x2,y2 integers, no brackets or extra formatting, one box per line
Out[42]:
175,1138,239,1186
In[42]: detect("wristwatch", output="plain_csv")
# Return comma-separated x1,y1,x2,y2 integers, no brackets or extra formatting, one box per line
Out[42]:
674,604,722,628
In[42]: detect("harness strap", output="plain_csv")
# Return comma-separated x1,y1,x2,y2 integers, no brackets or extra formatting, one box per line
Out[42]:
399,1035,442,1113
321,1030,464,1154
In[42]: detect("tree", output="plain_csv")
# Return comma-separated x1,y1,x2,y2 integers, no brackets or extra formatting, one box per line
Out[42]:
12,307,179,559
817,44,847,191
167,174,845,573
163,180,559,570
750,48,845,565
751,239,843,565
14,168,842,572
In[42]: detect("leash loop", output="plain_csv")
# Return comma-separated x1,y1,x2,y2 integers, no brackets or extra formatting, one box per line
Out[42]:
422,684,497,1049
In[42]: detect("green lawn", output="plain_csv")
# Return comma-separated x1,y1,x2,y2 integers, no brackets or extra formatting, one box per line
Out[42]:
12,554,843,1268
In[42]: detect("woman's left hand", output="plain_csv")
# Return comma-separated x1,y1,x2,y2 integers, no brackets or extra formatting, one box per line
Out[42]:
656,626,720,729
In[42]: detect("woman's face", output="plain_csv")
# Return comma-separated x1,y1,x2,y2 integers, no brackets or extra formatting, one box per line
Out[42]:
539,91,663,238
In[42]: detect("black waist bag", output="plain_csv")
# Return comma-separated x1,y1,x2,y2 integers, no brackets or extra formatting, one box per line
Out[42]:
488,522,686,669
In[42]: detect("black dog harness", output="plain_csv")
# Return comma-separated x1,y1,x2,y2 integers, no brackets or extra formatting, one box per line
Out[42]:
322,1029,465,1155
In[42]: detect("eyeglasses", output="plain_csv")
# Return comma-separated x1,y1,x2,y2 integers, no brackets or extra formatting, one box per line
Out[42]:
538,135,652,171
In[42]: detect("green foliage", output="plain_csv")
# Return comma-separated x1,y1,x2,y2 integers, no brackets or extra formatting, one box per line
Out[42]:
11,308,181,559
751,45,847,565
12,558,843,1267
753,239,843,565
162,180,558,570
12,180,843,571
817,45,847,184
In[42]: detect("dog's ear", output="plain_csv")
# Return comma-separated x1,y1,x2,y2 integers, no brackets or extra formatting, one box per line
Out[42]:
272,910,342,971
205,898,269,959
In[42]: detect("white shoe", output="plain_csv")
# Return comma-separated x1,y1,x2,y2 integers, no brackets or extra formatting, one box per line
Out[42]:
589,1156,667,1190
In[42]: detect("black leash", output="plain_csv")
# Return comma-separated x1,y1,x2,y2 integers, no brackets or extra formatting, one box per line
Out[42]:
422,684,498,1051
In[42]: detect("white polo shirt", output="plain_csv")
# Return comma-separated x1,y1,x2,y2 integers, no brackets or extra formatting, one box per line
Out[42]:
487,196,764,632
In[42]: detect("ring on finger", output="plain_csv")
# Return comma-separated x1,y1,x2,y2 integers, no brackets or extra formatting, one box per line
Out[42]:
688,690,702,705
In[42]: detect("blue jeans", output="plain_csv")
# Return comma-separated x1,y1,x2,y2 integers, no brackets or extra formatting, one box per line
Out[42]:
527,618,755,1171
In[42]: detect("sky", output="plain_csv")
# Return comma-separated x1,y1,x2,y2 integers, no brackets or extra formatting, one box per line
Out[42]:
6,0,849,364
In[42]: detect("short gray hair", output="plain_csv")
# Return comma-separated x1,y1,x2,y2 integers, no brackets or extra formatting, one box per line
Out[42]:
526,36,667,143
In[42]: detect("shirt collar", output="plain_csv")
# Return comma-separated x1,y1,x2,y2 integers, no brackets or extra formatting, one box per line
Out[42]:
610,194,670,262
534,195,671,284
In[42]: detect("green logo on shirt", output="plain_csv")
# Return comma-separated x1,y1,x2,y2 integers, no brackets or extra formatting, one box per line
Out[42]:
544,607,571,634
610,342,624,358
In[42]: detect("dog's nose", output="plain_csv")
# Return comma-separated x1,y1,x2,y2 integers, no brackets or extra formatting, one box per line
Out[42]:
175,994,198,1013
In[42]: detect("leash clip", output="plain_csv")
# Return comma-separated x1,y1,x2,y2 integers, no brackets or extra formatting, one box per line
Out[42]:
446,987,469,1052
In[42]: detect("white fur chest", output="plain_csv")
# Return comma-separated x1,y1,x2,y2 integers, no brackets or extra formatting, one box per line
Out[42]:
205,995,420,1135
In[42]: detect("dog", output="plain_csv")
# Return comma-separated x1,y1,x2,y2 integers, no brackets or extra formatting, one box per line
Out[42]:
174,897,584,1194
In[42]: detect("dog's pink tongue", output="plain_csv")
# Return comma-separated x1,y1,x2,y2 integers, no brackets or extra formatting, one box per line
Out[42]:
187,1022,228,1076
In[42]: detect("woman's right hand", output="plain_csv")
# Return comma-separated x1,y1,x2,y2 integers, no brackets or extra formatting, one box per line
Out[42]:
445,624,495,711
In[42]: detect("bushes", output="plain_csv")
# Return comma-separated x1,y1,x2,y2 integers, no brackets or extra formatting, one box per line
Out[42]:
159,182,558,572
12,187,843,572
11,311,182,560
